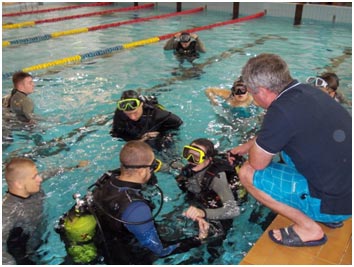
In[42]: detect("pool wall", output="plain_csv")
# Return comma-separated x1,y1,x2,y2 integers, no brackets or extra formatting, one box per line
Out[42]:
3,2,351,24
155,2,352,23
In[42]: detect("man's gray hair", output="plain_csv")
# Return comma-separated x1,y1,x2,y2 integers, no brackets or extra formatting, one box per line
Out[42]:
241,53,293,94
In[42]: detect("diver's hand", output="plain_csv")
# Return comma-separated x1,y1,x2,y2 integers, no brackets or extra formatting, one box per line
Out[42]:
196,217,209,240
183,206,206,221
141,131,160,141
190,33,198,39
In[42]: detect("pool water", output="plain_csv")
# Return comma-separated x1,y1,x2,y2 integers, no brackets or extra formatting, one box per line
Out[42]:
2,5,352,265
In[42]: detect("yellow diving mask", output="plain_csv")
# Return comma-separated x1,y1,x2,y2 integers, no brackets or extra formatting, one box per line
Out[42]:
117,98,141,111
182,145,206,164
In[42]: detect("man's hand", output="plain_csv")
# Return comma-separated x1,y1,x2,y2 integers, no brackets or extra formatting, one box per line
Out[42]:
196,217,209,240
190,33,198,39
141,131,160,141
227,138,256,164
183,206,205,221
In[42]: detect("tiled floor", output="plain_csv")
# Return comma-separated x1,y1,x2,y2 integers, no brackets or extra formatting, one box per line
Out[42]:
240,215,352,265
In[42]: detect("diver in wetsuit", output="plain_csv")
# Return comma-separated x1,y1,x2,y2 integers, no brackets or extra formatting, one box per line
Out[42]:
175,138,247,262
3,158,89,265
89,141,201,264
164,32,206,63
4,71,36,123
110,90,183,151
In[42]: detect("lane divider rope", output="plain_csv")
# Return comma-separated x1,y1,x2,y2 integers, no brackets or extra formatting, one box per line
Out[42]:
3,2,114,17
3,3,155,30
3,7,203,47
2,11,265,79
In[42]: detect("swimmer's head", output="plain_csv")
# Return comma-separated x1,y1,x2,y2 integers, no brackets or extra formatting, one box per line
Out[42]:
117,90,143,120
180,32,191,43
231,76,247,96
121,90,139,100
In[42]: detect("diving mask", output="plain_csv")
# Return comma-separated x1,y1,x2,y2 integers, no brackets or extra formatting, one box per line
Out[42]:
182,145,206,164
306,76,328,88
117,98,141,111
231,83,247,96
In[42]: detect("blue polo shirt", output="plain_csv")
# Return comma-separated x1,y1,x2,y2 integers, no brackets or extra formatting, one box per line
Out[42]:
256,80,351,215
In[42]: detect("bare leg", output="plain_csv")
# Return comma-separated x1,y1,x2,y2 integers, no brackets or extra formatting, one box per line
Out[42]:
239,161,324,242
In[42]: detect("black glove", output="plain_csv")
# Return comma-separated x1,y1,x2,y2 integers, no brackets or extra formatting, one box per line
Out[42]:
7,227,35,265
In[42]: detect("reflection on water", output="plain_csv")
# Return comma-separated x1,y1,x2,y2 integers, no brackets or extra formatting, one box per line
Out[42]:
2,8,352,265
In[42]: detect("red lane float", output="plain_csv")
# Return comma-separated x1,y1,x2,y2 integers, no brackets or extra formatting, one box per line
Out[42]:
3,2,114,17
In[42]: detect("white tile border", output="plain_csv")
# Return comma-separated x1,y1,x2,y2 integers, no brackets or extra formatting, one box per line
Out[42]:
3,2,352,24
156,2,352,24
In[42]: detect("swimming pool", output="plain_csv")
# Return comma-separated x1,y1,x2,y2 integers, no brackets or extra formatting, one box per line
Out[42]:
2,3,352,265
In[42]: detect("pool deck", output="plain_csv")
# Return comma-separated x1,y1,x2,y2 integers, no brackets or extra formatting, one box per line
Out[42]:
240,215,352,265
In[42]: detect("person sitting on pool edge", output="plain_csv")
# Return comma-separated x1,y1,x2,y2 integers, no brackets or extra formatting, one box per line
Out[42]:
110,90,183,151
228,53,351,248
306,72,351,106
205,76,254,108
164,32,206,63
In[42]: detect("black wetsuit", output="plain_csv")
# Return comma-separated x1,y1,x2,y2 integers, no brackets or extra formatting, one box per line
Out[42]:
164,36,206,63
110,104,183,150
2,191,46,265
91,174,199,264
175,41,199,58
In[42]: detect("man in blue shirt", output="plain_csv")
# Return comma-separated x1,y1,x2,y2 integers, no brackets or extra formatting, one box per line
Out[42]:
228,53,351,247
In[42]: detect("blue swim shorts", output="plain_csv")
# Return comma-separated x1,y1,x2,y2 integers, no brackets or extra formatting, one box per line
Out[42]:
253,152,351,223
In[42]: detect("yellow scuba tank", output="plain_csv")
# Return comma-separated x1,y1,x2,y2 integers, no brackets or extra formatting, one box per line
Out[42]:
61,193,98,264
63,213,97,263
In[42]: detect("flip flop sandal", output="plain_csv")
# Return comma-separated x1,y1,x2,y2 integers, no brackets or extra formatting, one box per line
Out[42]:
268,225,327,247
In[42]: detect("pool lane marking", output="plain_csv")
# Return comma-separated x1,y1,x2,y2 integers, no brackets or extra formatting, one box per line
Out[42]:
2,11,265,79
2,3,155,30
3,7,204,47
3,2,113,17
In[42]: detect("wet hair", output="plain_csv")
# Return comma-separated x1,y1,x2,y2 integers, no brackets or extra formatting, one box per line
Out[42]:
231,76,246,90
5,157,35,184
180,32,191,43
190,138,217,158
12,71,32,88
120,90,139,100
241,53,293,94
320,73,339,91
235,76,243,84
120,140,153,167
